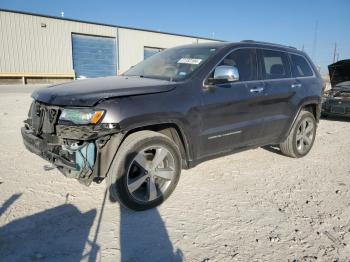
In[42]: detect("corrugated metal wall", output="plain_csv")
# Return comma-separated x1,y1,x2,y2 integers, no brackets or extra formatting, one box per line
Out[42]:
118,28,198,73
0,10,220,78
0,11,116,75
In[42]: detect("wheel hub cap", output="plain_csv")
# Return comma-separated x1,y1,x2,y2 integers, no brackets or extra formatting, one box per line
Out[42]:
296,117,314,154
126,146,175,202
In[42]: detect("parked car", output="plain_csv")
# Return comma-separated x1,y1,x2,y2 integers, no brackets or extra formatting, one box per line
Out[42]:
21,41,323,211
322,60,350,117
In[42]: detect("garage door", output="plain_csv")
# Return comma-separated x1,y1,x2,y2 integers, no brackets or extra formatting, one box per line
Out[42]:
72,34,117,78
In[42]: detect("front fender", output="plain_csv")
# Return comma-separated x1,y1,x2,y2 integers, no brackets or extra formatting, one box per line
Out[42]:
96,93,199,162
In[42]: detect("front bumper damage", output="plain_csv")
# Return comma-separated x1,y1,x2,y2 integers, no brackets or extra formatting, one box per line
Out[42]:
21,101,123,186
322,97,350,117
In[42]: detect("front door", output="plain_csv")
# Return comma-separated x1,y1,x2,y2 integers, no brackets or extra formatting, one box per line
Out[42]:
198,48,267,158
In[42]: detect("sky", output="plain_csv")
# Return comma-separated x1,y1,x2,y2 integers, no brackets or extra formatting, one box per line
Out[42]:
0,0,349,75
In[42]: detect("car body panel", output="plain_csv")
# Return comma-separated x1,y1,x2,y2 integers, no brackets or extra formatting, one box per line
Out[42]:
32,76,177,106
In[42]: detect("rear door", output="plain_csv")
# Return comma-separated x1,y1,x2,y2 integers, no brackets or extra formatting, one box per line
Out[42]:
289,52,319,98
199,48,267,157
257,49,296,141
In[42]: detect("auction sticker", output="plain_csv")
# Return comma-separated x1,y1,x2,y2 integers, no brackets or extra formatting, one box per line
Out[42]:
177,58,202,65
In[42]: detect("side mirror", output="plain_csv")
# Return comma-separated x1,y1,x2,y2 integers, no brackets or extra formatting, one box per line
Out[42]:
213,65,239,83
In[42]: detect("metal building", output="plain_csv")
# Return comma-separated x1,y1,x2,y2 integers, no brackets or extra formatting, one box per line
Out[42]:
0,9,220,84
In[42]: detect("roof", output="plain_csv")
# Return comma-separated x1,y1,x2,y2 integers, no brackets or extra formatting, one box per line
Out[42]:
0,8,224,42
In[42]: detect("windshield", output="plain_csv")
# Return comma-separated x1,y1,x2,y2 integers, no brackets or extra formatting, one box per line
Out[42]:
123,46,219,81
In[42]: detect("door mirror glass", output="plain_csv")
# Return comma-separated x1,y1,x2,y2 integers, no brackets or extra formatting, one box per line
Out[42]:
213,65,239,83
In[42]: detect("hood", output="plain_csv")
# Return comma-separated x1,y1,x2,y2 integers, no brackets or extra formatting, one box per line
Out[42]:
32,76,176,106
328,59,350,88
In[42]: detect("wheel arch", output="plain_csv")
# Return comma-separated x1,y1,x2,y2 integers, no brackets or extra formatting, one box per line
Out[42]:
284,99,321,140
122,122,191,169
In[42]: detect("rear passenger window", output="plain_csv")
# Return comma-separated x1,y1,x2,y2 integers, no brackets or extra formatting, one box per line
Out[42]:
290,54,314,77
218,48,258,81
260,50,291,79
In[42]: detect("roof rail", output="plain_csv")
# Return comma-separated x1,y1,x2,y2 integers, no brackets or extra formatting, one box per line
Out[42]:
240,40,297,50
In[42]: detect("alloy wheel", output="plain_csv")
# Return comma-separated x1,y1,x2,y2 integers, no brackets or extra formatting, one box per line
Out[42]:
295,117,315,154
126,146,176,202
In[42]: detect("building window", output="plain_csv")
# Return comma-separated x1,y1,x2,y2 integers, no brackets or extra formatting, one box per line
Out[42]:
144,47,164,60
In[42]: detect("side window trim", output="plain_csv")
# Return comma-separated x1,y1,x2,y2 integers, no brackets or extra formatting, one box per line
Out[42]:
288,52,316,78
204,47,260,84
257,48,292,80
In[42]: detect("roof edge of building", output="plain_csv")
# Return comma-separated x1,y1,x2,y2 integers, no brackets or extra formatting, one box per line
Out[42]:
0,8,225,42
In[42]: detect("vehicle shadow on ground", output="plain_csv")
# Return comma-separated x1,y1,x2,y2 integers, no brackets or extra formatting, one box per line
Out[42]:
109,149,183,262
118,204,183,262
0,194,99,261
0,193,22,217
0,190,183,262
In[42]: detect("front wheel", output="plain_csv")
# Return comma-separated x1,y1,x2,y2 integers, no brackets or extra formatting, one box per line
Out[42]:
107,131,181,211
280,110,317,158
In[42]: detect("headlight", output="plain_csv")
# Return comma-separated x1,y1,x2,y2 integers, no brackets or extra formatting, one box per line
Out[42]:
59,108,105,125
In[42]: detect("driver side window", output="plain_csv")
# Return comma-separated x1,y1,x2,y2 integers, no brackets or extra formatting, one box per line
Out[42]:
212,48,258,82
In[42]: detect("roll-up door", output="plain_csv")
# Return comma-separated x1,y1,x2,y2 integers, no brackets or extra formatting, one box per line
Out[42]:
72,34,117,78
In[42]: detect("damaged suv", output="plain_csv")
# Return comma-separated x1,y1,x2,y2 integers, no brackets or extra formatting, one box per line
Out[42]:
22,41,323,211
322,60,350,117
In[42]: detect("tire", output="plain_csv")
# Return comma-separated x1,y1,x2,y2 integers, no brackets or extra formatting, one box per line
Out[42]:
107,130,181,211
279,110,317,158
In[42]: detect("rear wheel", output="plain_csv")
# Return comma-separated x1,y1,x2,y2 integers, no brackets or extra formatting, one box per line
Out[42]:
107,131,181,211
280,110,317,158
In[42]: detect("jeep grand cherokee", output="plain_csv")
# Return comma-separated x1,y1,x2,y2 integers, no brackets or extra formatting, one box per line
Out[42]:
22,41,323,211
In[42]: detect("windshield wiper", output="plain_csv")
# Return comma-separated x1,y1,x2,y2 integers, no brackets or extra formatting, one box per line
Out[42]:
136,75,174,82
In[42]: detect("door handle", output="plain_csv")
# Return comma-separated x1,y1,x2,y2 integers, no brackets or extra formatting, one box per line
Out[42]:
291,83,302,88
250,87,264,93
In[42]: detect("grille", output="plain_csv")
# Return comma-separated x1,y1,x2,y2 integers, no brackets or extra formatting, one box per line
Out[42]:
30,102,59,134
331,106,345,114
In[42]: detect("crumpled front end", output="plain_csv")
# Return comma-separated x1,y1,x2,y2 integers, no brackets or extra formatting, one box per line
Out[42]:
322,88,350,117
21,101,123,185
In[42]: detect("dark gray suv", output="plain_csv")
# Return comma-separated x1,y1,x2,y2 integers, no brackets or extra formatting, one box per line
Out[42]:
21,41,323,211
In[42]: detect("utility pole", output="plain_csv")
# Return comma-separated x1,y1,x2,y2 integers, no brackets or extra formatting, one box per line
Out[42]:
333,42,337,63
311,21,318,61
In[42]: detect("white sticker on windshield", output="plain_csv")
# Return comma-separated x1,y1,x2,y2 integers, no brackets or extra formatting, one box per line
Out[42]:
177,58,202,65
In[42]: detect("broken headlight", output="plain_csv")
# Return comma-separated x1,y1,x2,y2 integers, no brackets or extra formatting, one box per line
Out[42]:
59,108,105,125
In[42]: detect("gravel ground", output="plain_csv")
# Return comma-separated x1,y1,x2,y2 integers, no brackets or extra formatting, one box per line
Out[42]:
0,91,349,262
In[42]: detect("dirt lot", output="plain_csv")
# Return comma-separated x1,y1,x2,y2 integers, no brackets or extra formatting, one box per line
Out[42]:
0,89,349,262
